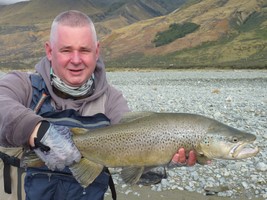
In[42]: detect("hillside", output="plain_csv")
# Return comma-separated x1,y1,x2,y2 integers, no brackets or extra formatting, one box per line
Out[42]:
0,0,266,69
0,0,186,69
102,0,267,69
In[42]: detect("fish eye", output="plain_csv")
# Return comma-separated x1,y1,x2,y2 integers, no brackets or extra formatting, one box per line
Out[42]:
232,137,238,143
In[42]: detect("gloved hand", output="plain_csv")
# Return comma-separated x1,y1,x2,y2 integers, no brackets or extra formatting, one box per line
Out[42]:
32,121,81,171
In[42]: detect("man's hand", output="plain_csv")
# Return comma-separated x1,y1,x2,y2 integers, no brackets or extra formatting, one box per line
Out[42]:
139,148,200,185
172,148,197,166
170,148,211,167
30,121,81,170
169,148,196,167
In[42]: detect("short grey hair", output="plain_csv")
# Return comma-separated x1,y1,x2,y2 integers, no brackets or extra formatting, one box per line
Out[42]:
50,10,97,45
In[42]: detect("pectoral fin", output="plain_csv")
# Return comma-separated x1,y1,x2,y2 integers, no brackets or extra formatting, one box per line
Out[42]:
121,166,144,184
70,158,104,187
196,154,210,165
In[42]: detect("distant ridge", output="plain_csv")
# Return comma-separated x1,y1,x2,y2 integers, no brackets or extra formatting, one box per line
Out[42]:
0,0,266,69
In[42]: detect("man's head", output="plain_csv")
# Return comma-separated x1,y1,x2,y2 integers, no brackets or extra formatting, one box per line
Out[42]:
46,10,99,87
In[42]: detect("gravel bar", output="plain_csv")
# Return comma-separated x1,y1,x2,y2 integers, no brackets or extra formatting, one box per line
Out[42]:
106,69,267,199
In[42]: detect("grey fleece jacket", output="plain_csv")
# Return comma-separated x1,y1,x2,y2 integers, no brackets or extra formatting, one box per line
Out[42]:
0,57,130,147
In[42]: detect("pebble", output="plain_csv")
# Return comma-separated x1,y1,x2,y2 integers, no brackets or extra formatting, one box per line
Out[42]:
256,162,267,172
160,179,169,188
125,189,132,195
242,182,249,189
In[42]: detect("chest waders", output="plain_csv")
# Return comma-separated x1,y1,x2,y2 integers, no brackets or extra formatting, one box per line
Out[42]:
0,74,117,200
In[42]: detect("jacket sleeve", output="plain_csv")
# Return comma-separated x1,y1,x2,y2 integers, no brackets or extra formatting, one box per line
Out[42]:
104,85,130,124
0,71,43,147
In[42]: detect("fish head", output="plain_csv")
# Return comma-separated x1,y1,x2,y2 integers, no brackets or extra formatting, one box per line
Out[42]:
196,121,259,160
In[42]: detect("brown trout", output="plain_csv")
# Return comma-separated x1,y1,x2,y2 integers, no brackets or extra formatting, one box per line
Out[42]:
23,112,259,187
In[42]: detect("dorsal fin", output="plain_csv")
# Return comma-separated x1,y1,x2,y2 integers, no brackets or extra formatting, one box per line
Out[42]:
119,112,155,124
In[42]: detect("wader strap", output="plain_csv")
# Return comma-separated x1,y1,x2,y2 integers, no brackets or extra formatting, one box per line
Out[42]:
0,151,21,194
106,168,117,200
3,160,11,194
17,167,25,200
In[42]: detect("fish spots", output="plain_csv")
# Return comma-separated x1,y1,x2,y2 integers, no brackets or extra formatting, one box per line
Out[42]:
71,112,257,172
203,137,210,146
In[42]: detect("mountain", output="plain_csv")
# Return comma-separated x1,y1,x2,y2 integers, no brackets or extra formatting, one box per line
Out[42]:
0,0,266,69
102,0,267,69
0,0,186,69
0,0,186,30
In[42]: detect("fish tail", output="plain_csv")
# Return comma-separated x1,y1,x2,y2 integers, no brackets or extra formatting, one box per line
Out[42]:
21,150,44,168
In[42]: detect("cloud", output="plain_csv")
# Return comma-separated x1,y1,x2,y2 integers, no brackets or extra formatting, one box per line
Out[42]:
0,0,29,5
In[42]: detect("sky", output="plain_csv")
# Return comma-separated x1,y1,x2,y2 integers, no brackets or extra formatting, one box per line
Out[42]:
0,0,29,5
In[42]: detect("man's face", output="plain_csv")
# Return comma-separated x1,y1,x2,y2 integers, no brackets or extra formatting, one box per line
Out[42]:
45,24,99,87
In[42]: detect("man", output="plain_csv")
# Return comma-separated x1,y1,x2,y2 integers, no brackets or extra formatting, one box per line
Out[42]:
0,10,196,200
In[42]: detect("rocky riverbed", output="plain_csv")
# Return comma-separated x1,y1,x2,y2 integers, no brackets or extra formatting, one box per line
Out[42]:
1,69,266,199
105,69,267,200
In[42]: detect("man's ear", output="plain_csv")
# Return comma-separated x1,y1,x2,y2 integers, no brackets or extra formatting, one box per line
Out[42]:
95,41,100,61
45,42,52,61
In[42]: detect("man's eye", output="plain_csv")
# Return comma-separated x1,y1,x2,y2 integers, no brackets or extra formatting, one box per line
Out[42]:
81,48,91,53
82,50,90,53
61,49,71,53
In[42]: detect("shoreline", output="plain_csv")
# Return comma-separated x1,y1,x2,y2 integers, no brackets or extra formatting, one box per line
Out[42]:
105,184,265,200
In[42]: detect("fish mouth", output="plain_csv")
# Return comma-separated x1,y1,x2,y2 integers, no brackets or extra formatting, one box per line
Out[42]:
230,142,259,159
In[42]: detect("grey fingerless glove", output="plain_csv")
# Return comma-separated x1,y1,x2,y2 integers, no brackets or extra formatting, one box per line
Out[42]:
33,121,81,171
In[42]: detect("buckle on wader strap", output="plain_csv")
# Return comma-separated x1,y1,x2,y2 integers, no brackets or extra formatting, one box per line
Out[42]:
0,151,25,200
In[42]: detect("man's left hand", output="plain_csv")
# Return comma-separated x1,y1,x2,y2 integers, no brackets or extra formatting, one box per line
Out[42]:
170,148,197,167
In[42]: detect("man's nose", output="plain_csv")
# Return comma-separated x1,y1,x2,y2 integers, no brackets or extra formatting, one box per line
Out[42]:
71,51,82,64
